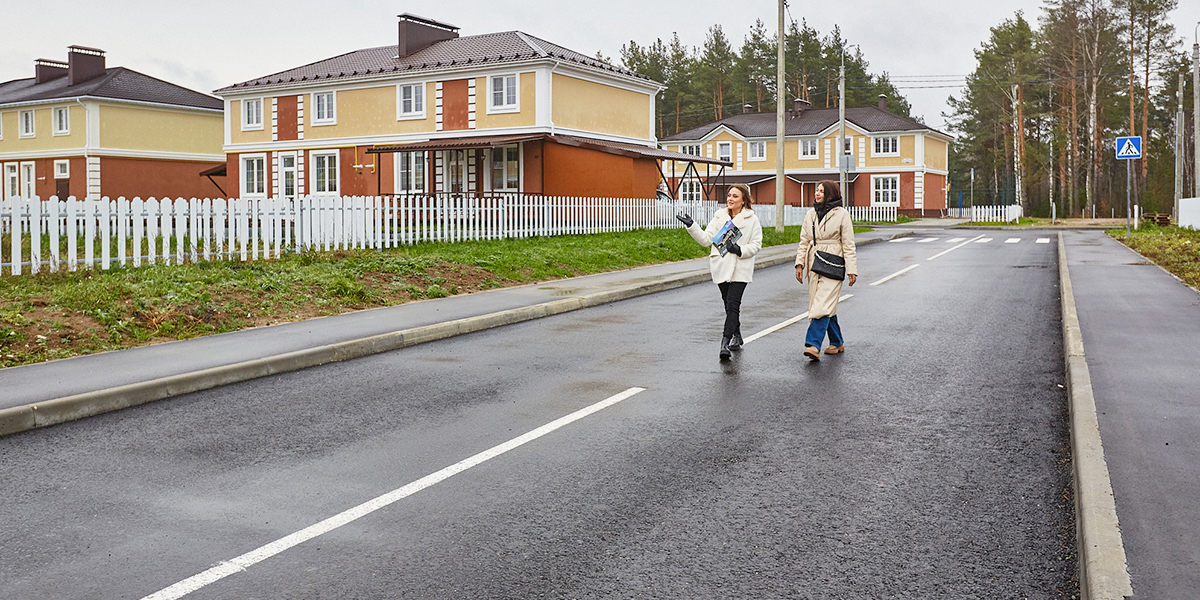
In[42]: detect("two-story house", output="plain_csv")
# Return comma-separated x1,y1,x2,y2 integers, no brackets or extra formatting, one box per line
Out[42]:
0,46,226,202
661,97,952,217
213,14,719,202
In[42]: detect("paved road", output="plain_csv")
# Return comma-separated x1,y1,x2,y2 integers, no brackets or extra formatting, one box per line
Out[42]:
0,229,1077,599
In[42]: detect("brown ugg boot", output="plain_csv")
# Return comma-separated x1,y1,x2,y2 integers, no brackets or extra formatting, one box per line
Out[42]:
803,345,821,361
824,345,844,355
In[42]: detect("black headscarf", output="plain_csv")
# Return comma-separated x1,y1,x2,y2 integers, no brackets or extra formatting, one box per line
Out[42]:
815,181,843,222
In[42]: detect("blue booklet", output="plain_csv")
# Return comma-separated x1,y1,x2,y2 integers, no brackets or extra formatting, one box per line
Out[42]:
712,220,743,257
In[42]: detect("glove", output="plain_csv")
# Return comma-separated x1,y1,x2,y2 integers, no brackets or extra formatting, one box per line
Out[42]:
728,242,742,257
675,213,694,227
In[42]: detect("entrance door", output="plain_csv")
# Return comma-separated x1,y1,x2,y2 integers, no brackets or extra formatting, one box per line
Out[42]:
56,179,69,199
2,164,17,200
441,149,467,194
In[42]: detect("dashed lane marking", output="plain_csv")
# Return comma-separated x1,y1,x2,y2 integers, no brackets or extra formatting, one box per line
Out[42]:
946,237,965,243
1036,238,1051,244
743,294,854,345
916,238,938,243
870,264,920,286
975,238,993,243
927,235,985,261
888,238,910,243
1005,238,1021,244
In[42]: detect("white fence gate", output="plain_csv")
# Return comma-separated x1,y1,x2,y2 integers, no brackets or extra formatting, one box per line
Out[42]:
946,204,1024,223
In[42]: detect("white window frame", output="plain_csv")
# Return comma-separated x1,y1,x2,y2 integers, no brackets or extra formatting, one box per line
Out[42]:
396,150,427,193
717,141,732,163
872,135,900,157
397,83,426,120
312,92,336,126
872,174,900,206
488,144,520,192
0,113,4,139
52,107,70,136
19,110,35,138
241,98,264,131
487,74,519,114
3,163,18,200
747,141,766,161
311,150,339,195
678,179,702,203
19,162,36,199
279,152,298,199
241,154,266,198
680,144,700,156
54,160,70,179
799,138,818,159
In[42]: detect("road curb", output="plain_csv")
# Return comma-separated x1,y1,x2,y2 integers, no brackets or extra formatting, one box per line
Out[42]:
1057,232,1133,600
0,234,897,438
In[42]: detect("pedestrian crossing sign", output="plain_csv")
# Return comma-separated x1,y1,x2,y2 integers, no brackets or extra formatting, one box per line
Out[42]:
1116,136,1142,160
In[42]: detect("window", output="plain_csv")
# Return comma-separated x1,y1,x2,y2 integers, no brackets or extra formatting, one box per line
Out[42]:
242,98,263,130
680,144,700,156
4,164,19,200
717,142,732,163
490,145,519,191
873,136,899,156
313,92,336,125
53,107,70,135
312,151,339,194
398,83,424,118
280,154,297,199
489,74,518,112
397,151,426,193
54,160,70,179
20,162,35,199
872,175,899,206
19,110,35,137
679,179,702,203
242,155,265,196
748,141,766,161
799,139,818,158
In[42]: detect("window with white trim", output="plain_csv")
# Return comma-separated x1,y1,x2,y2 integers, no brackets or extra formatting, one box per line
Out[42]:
20,162,35,199
799,139,818,158
679,179,702,203
312,151,339,194
242,99,263,130
0,113,4,139
680,144,700,156
490,145,520,191
872,175,900,206
873,135,899,156
242,155,265,197
54,160,70,179
313,92,336,125
717,142,732,163
398,83,425,119
397,151,426,193
489,74,519,112
53,107,69,135
3,164,18,200
748,141,766,161
280,154,297,199
19,110,35,137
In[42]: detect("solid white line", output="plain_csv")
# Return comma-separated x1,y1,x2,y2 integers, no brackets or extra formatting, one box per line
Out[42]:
927,234,984,261
870,264,920,286
743,294,853,345
139,387,647,600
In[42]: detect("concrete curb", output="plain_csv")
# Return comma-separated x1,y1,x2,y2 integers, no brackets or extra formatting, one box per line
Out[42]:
1057,232,1133,600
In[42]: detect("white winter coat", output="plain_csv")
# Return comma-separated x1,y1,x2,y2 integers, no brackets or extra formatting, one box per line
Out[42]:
685,207,764,284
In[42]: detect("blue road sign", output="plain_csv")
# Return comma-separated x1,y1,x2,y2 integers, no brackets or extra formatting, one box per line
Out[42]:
1116,136,1142,160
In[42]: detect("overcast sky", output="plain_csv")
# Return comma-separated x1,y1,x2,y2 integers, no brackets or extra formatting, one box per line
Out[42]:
4,0,1199,132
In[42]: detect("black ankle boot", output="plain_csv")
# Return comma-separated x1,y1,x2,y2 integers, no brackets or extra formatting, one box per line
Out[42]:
719,336,732,360
728,332,743,351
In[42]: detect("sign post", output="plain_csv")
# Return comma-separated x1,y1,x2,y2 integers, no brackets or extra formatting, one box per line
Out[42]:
1116,136,1142,236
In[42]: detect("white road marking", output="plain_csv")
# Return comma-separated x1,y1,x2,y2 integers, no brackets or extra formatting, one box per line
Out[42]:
139,387,647,600
870,264,920,286
916,238,938,243
975,238,993,243
743,294,853,345
1036,238,1051,244
888,238,910,243
1005,238,1021,244
946,237,965,243
927,235,985,261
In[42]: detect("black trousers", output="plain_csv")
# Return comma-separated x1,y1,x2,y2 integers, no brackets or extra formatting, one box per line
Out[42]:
717,281,747,338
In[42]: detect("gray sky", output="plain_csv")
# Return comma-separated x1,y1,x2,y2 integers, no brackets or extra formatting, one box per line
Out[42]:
3,1,1199,132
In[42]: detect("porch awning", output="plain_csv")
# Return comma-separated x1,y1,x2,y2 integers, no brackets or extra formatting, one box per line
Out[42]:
364,133,732,167
786,172,860,184
365,133,545,154
199,164,227,177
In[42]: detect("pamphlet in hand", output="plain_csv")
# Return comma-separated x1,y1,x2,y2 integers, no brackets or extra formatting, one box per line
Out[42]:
712,220,743,257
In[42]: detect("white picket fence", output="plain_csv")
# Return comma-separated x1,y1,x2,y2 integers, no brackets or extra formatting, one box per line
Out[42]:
846,205,898,223
946,204,1024,223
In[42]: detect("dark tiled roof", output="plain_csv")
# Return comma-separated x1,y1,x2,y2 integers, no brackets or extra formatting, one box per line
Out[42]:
661,106,943,141
0,67,222,110
216,31,653,92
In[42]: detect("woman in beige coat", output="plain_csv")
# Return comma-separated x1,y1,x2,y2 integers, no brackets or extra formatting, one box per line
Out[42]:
795,180,857,361
676,183,764,360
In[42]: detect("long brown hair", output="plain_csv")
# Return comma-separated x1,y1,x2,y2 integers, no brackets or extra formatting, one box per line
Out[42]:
817,180,841,204
727,183,753,211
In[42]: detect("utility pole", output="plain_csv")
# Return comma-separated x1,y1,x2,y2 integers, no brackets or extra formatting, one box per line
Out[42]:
1178,73,1185,221
1192,24,1198,199
775,0,785,232
838,58,846,197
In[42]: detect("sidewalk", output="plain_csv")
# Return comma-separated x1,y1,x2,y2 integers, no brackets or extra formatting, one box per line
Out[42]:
1062,230,1200,600
0,228,907,435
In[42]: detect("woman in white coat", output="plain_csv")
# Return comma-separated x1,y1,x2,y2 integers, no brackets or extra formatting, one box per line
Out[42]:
676,183,764,360
795,180,857,361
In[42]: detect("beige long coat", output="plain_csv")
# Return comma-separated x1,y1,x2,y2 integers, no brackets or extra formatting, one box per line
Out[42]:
685,207,764,283
795,206,857,319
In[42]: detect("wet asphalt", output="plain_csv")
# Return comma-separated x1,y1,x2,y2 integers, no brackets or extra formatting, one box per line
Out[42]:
0,231,1077,599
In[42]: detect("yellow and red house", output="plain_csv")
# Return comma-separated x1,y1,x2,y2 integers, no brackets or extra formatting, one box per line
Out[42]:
214,14,718,201
0,46,226,201
661,97,951,217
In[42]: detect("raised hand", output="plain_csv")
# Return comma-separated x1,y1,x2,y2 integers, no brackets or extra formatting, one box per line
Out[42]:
675,213,694,227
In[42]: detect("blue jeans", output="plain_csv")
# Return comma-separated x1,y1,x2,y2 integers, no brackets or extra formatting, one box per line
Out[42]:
805,315,843,349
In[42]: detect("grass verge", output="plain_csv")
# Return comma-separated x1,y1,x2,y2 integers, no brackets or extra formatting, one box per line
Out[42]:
1108,224,1200,290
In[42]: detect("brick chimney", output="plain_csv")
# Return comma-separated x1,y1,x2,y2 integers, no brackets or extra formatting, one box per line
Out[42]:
67,46,106,86
743,103,753,114
877,94,888,111
792,98,810,115
397,14,459,58
35,59,68,84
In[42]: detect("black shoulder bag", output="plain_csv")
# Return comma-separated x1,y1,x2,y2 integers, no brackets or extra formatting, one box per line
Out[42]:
808,214,846,281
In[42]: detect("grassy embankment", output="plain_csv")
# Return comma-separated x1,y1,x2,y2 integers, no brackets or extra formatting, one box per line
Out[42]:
1109,224,1200,290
